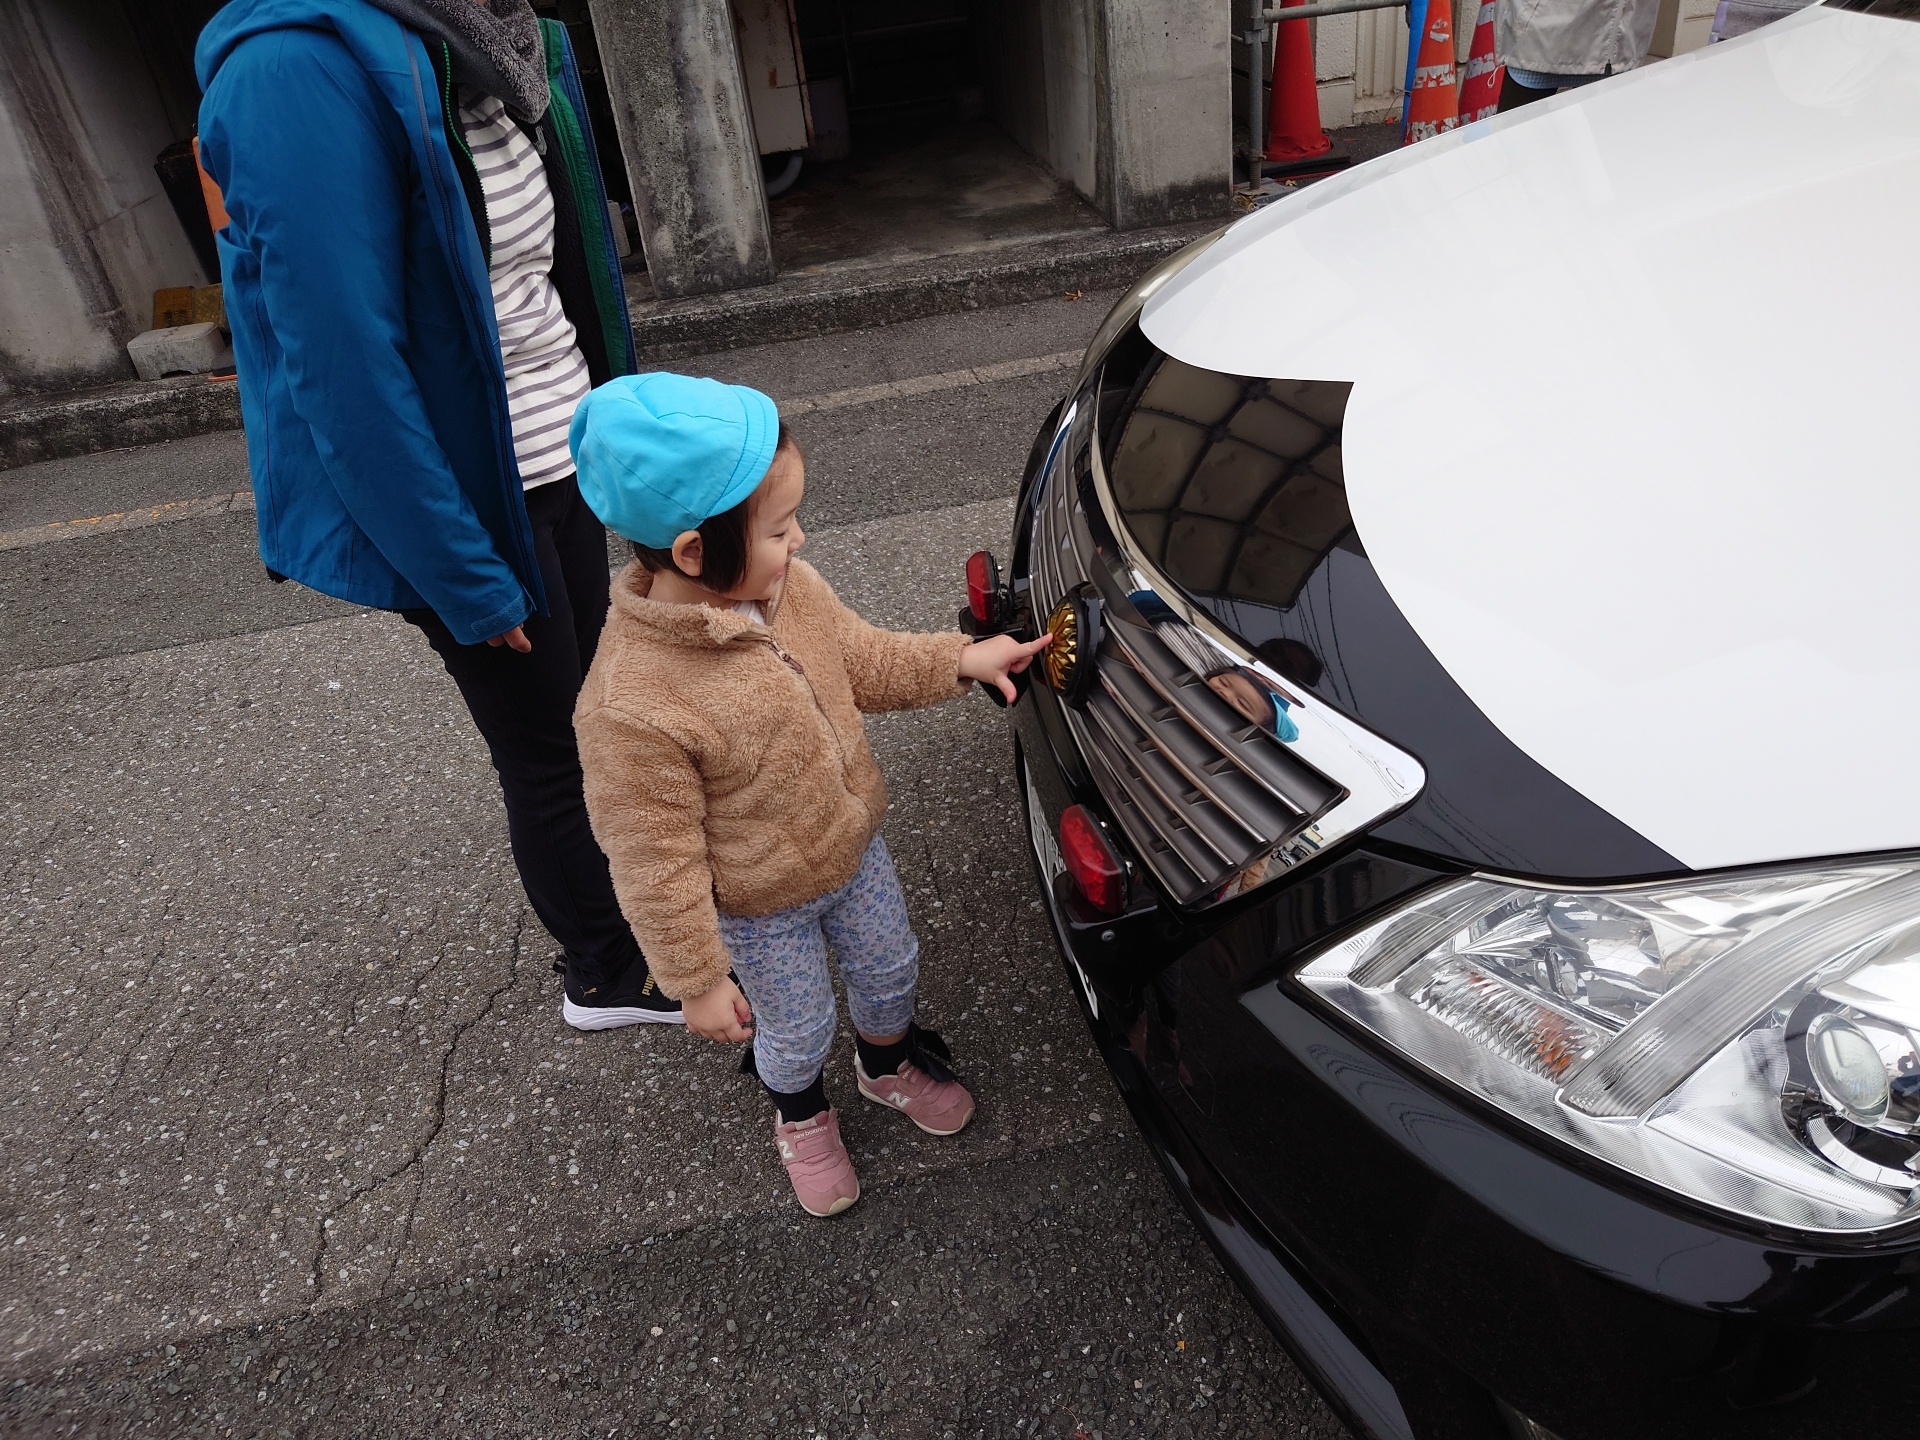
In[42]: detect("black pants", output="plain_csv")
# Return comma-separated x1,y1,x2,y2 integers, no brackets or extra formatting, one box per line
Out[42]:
1497,72,1555,113
403,475,640,988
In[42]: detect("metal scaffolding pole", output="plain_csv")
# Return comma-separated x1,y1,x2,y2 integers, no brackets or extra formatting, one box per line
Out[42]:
1243,0,1410,167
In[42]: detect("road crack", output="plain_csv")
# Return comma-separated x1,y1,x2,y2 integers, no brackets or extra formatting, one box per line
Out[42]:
306,899,530,1303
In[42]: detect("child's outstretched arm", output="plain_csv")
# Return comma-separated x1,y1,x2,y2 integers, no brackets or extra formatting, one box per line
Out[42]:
959,631,1052,702
798,560,1047,711
799,562,972,711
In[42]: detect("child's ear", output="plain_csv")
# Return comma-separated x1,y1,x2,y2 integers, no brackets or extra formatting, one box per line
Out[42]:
671,529,705,578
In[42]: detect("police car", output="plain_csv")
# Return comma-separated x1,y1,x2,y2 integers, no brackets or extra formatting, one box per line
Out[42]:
981,5,1920,1435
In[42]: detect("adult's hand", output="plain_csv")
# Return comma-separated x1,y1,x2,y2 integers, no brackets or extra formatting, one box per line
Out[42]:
486,625,531,653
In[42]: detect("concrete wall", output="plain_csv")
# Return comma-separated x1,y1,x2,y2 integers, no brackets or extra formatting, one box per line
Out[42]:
589,0,776,298
1100,0,1231,227
1649,0,1720,55
0,0,207,396
972,0,1230,231
1314,7,1413,127
971,0,1050,170
1042,0,1101,204
0,72,125,397
970,0,1098,201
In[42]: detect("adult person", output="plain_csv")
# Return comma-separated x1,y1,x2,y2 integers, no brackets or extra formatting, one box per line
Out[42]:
1495,0,1661,110
1710,0,1817,41
196,0,681,1028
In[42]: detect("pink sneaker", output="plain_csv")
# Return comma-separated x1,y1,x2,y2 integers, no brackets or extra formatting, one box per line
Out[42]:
773,1108,860,1217
855,1054,977,1136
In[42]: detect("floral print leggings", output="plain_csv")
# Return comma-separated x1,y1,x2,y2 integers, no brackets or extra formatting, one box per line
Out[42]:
719,835,919,1094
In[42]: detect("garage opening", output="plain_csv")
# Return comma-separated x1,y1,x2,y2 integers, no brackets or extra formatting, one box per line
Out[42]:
745,0,1105,274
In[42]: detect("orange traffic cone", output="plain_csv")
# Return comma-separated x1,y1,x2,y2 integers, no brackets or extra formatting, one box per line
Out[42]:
1457,0,1503,124
1401,0,1460,145
1266,0,1331,163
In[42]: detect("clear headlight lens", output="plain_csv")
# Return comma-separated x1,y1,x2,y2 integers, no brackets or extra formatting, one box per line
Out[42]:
1296,864,1920,1233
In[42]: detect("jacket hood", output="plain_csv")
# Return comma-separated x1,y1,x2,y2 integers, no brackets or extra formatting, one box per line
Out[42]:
196,0,549,119
197,0,402,92
608,562,790,650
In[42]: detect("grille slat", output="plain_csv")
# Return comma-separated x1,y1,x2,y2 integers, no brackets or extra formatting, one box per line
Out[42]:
1084,690,1263,865
1100,608,1339,815
1048,461,1341,816
1096,662,1302,836
1082,778,1210,903
1069,711,1224,901
1034,468,1074,618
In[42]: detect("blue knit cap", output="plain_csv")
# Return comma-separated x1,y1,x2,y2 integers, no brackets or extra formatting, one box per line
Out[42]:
569,372,780,547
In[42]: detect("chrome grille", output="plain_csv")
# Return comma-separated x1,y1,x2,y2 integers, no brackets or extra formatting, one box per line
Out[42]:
1028,401,1346,906
1019,240,1425,909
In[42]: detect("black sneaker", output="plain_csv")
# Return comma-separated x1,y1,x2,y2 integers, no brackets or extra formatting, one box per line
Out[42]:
556,956,684,1030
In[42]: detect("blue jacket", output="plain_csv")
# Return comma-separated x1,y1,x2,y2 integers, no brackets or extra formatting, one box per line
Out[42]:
196,0,633,643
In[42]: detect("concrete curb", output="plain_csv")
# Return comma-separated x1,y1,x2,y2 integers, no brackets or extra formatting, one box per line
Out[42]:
626,219,1221,362
0,219,1215,473
0,376,243,472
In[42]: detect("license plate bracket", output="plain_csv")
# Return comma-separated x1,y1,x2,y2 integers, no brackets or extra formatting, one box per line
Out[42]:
1021,755,1099,1019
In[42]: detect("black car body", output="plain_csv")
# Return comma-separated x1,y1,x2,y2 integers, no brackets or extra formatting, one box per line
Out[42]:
991,11,1920,1436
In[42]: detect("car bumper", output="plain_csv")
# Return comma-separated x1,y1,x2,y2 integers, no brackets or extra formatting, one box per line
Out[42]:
1017,735,1424,1440
1013,695,1920,1440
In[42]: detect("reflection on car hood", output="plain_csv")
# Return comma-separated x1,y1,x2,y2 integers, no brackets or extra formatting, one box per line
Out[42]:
1141,8,1920,873
1094,346,1680,880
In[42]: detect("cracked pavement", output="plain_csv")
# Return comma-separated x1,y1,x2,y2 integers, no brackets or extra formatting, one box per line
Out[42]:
0,295,1348,1439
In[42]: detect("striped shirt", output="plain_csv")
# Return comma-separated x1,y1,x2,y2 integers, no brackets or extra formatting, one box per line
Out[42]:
457,88,591,491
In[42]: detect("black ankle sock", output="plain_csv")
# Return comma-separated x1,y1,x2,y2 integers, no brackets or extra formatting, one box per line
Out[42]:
856,1032,910,1078
767,1071,829,1125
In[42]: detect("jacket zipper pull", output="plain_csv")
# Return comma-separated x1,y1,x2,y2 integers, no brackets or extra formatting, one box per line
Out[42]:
514,115,549,155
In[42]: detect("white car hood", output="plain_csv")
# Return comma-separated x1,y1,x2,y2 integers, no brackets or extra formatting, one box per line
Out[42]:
1141,7,1920,874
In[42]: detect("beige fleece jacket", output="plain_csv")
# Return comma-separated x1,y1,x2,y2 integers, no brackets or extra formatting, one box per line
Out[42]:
574,559,972,1001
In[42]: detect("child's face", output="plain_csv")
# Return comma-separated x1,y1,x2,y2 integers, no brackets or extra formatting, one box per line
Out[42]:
727,445,807,604
1208,668,1274,729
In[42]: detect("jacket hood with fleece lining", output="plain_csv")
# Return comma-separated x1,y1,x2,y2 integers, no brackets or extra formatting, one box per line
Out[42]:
197,0,548,120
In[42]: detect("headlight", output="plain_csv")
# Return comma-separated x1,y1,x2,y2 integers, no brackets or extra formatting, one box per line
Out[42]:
1296,864,1920,1233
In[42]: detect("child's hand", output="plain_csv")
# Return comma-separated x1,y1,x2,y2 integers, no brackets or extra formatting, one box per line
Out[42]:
959,632,1052,703
684,978,754,1043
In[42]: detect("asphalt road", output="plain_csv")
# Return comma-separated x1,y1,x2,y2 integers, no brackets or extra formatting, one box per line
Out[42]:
0,294,1349,1440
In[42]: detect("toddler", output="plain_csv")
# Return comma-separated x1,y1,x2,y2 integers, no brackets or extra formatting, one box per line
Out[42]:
569,372,1048,1216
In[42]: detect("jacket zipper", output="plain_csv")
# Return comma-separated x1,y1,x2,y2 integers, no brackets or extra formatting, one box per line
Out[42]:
746,634,872,812
438,43,492,264
752,633,834,739
407,35,527,593
766,638,806,678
